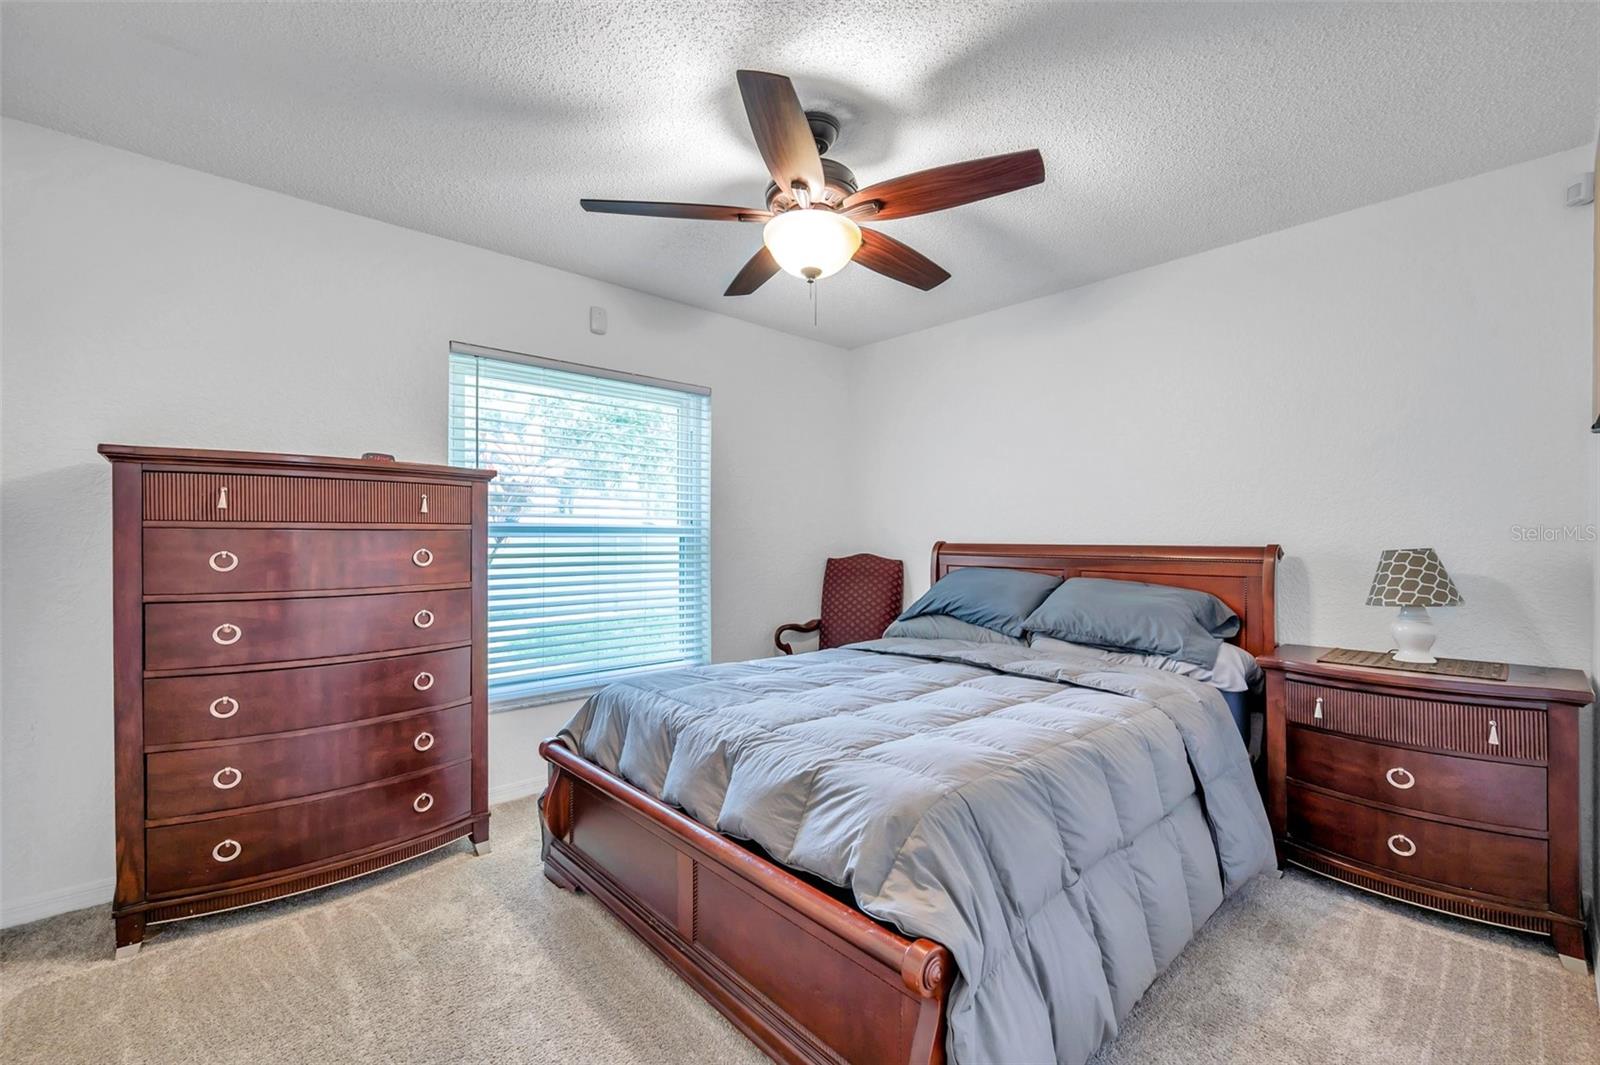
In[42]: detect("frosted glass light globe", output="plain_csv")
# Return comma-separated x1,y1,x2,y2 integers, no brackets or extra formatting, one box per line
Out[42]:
762,209,862,281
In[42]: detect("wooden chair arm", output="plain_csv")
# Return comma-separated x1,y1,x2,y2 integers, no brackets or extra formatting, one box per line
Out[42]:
773,618,821,655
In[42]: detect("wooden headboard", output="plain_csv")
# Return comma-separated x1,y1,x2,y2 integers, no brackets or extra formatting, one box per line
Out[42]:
931,542,1283,658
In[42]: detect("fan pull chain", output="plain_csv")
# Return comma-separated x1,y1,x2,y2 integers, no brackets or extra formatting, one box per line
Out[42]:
809,278,818,326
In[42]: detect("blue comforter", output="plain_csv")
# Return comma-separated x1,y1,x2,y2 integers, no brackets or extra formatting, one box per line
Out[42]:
561,638,1275,1064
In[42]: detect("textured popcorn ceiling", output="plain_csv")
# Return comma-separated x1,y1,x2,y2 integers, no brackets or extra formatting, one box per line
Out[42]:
3,2,1596,348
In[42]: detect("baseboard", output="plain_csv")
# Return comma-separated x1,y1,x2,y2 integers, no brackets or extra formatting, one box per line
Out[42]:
3,784,542,930
488,775,542,805
1,877,115,930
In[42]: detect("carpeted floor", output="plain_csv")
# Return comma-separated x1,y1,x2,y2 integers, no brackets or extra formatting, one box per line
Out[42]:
3,798,1596,1064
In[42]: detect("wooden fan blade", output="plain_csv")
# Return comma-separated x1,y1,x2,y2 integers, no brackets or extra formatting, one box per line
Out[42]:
736,70,824,196
724,245,781,296
581,199,770,222
853,228,950,290
843,149,1045,221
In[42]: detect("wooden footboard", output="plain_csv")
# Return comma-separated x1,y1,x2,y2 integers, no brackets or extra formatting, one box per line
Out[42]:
539,739,953,1065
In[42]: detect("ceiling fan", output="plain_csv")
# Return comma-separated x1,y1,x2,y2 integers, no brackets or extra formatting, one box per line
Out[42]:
580,70,1045,296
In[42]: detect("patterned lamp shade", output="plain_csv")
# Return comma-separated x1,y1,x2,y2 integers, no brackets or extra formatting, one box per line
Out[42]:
1365,548,1462,607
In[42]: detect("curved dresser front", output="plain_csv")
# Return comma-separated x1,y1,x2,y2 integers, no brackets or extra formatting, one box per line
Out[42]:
101,445,494,957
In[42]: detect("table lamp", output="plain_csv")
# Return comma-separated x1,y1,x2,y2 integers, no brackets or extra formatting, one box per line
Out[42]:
1366,548,1462,664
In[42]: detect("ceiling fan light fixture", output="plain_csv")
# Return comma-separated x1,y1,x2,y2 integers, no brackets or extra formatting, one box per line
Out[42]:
762,208,861,282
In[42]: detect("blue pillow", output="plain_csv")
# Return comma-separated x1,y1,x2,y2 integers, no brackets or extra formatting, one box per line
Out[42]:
896,568,1062,639
882,614,1027,645
1021,578,1239,667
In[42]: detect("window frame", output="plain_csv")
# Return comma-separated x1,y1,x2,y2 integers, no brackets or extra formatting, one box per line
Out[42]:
448,341,712,710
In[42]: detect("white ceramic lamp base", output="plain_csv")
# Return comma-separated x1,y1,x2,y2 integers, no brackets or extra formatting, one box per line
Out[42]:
1390,605,1438,664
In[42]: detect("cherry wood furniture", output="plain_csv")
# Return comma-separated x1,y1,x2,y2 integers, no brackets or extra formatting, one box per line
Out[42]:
773,553,904,655
541,542,1281,1065
1262,645,1591,971
101,444,495,957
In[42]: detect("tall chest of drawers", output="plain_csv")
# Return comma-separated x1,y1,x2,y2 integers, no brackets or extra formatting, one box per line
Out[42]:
1263,644,1591,970
101,445,495,957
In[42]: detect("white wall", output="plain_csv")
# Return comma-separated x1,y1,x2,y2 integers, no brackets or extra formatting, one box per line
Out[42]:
0,120,856,925
849,147,1595,670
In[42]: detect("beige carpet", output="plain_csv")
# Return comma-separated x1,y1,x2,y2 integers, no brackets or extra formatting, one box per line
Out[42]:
2,798,1596,1065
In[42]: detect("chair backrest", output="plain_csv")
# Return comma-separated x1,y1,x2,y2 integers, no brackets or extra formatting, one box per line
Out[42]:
818,554,904,650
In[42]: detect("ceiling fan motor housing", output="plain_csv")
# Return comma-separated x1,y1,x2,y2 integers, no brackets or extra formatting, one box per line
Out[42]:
766,158,857,213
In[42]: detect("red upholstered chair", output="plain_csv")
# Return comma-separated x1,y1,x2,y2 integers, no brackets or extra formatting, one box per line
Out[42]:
774,554,905,654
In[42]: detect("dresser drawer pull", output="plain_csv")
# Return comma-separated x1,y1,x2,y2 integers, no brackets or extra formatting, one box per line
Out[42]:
208,550,239,573
208,696,240,719
412,548,434,567
1488,720,1500,746
413,609,434,629
212,766,243,790
420,493,429,515
216,486,229,511
1386,834,1417,858
413,671,435,691
212,839,242,863
211,623,242,646
413,792,434,813
1313,696,1323,720
1384,767,1415,790
414,731,435,752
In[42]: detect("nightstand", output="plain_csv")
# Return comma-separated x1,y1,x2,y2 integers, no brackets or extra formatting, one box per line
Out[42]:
1262,645,1592,971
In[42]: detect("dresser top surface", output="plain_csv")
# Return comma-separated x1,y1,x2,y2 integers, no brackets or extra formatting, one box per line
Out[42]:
1263,644,1592,705
99,443,495,481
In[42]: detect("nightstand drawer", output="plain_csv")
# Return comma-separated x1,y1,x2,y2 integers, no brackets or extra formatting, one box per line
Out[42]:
1287,727,1546,831
1285,680,1545,762
1288,786,1548,905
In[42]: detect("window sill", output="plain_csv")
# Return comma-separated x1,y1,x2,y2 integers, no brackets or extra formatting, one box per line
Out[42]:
489,688,600,714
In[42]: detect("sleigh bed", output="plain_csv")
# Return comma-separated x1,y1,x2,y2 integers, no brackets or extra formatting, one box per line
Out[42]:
538,542,1281,1065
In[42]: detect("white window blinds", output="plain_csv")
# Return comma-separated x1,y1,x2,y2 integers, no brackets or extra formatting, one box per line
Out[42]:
448,343,711,704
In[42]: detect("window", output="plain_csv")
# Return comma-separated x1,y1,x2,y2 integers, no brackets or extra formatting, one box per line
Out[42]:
448,342,711,705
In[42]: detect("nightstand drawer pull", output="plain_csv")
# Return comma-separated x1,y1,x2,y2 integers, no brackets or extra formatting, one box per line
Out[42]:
414,609,434,629
1488,720,1499,746
413,792,434,813
211,623,242,646
212,766,242,790
212,839,242,863
208,696,239,719
413,731,435,752
1384,767,1415,790
1313,696,1323,720
412,548,433,567
1386,834,1417,858
208,550,239,573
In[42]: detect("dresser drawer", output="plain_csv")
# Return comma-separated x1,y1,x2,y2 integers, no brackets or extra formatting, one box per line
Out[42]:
144,647,471,744
144,528,470,595
147,704,471,819
1287,726,1547,832
145,760,472,896
145,589,470,670
142,471,471,525
1285,680,1546,762
1288,785,1548,904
